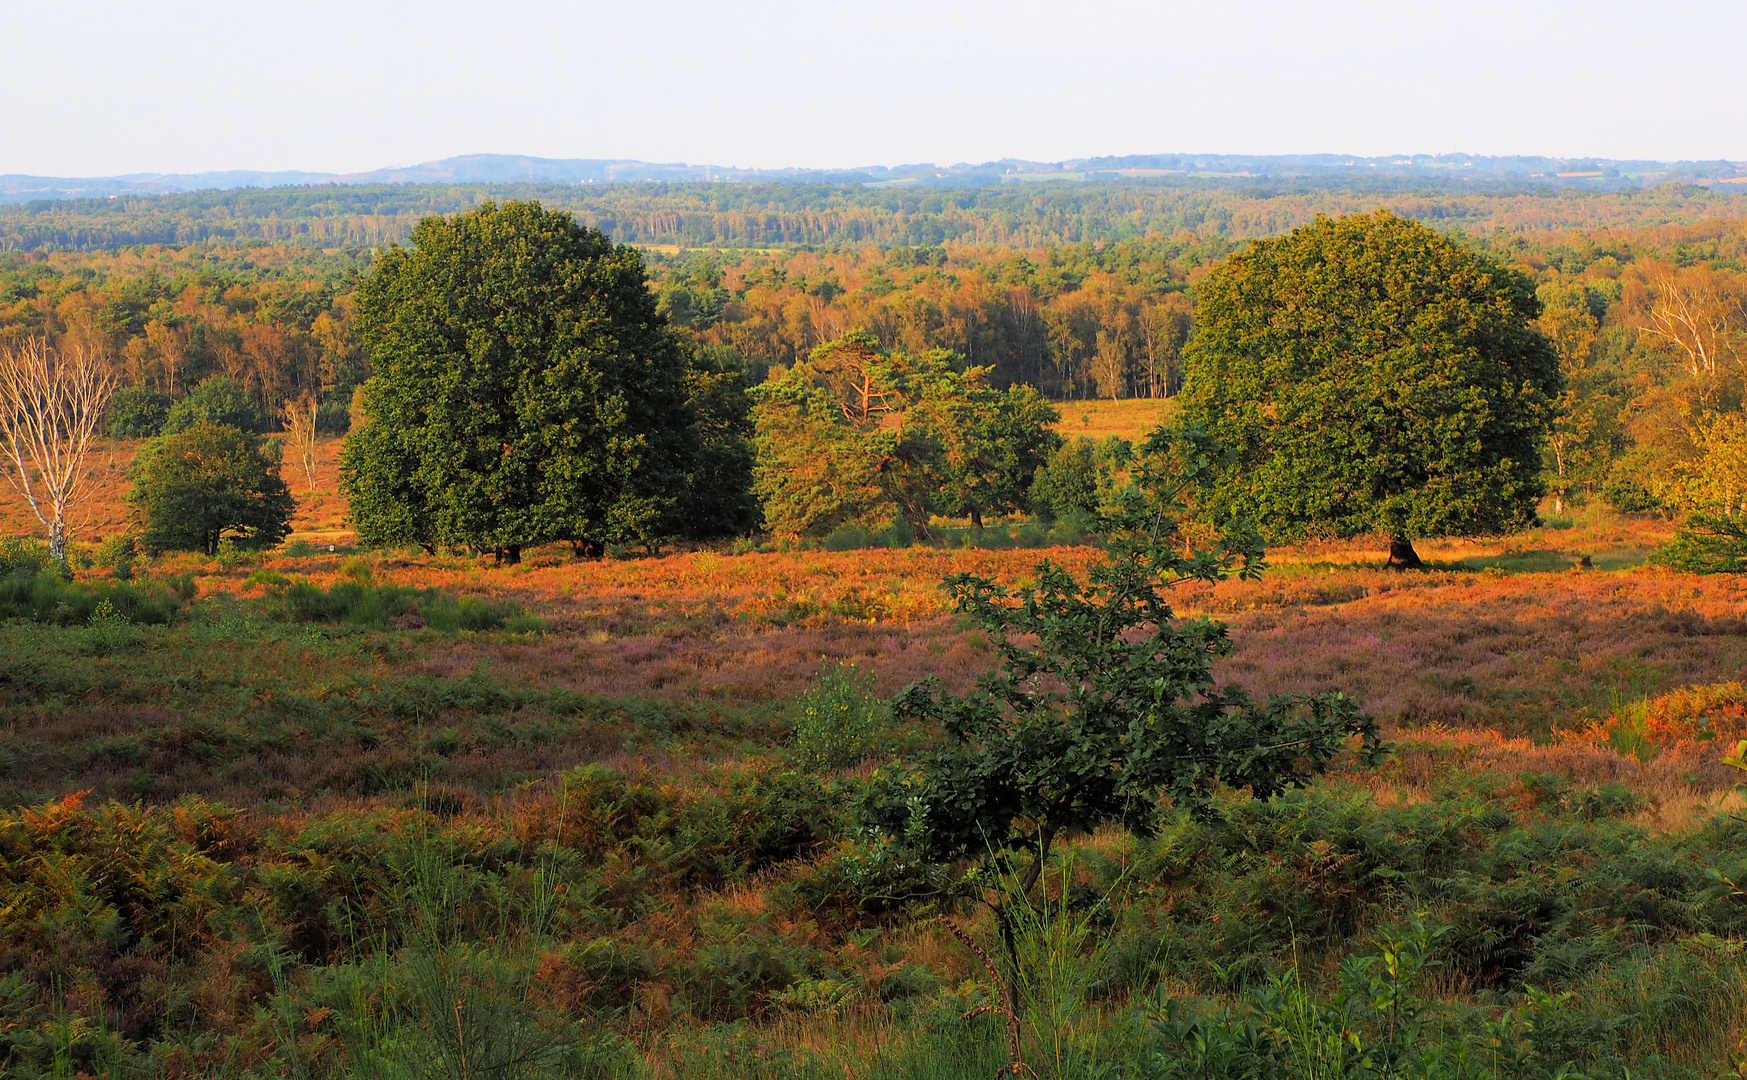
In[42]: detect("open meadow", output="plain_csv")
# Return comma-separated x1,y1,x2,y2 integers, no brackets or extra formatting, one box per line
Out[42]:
5,403,1747,1079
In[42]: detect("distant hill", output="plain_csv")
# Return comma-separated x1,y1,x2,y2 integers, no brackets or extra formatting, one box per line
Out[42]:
6,151,1747,204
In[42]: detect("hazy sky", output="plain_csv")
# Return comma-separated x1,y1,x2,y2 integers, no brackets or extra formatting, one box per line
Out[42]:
8,0,1745,176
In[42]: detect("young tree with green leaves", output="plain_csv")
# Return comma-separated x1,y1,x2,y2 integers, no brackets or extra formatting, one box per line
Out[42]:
1179,211,1562,568
752,331,1058,538
917,381,1061,531
342,200,741,563
863,428,1382,892
1030,435,1133,522
127,422,294,554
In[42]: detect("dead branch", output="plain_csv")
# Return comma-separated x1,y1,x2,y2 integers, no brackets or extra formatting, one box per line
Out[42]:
938,914,1031,1078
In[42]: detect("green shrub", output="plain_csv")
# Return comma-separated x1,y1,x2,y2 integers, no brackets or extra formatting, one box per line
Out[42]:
105,386,171,438
792,661,884,770
0,536,51,576
820,517,915,551
1659,513,1747,574
1030,436,1131,522
127,422,295,554
161,376,267,435
823,523,878,551
1603,474,1663,514
93,535,137,581
267,577,538,632
0,570,183,624
315,397,352,435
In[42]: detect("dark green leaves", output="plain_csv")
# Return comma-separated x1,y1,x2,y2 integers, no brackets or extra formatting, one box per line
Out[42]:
342,200,739,557
865,469,1381,871
1180,211,1561,545
127,421,295,555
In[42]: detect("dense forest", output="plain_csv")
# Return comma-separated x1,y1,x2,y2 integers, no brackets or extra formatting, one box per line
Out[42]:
5,176,1747,253
2,183,1745,522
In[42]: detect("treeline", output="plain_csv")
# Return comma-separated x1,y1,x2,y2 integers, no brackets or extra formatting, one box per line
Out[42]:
6,177,1747,253
650,240,1200,399
7,206,1747,539
0,245,368,433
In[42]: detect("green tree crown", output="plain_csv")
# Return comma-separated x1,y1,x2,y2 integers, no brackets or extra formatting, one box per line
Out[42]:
752,331,1058,538
127,421,294,555
162,376,267,436
342,200,730,560
1179,211,1562,551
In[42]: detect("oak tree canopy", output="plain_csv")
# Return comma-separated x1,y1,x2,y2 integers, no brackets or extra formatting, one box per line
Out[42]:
342,201,751,561
1178,211,1562,568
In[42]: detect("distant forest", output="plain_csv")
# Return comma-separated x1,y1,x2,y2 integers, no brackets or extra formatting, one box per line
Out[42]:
2,178,1746,521
4,176,1747,253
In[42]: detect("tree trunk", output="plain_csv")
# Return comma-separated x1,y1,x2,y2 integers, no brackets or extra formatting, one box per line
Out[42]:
1387,536,1425,570
48,519,65,563
969,507,984,532
502,545,522,566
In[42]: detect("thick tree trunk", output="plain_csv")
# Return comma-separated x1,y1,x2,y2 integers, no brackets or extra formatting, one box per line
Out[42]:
970,507,984,532
573,540,604,560
1387,535,1425,570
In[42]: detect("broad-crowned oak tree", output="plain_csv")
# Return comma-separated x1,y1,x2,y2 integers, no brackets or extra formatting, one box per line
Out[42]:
127,421,295,555
1178,211,1562,568
342,201,751,562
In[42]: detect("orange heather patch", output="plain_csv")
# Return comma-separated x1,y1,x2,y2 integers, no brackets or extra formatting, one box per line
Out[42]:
1639,682,1747,742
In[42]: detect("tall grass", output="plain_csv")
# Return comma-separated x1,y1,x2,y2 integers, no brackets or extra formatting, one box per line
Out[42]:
286,779,613,1080
252,566,541,632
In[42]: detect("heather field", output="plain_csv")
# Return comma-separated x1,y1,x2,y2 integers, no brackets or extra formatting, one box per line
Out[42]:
6,427,1747,1078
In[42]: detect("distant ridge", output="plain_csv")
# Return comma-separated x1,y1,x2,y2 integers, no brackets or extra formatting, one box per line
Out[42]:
6,152,1747,204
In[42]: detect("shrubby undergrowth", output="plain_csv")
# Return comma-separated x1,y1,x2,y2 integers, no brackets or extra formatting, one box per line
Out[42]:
249,563,542,632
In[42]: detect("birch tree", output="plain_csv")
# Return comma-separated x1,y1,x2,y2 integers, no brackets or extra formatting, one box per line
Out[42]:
0,339,116,562
283,394,320,494
1637,264,1745,407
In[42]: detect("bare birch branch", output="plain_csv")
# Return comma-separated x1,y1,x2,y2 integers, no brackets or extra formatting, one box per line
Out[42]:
0,339,117,560
283,394,320,495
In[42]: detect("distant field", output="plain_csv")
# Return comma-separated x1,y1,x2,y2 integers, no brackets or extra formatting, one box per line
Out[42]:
1047,396,1176,443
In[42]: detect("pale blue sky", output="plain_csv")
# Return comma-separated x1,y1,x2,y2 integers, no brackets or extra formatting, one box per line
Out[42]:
8,0,1745,176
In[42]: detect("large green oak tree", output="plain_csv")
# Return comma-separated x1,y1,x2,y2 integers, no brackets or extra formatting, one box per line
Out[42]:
1179,211,1562,568
343,201,753,562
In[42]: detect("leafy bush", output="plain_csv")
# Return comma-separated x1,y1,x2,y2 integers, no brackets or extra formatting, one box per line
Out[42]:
0,570,184,624
0,536,52,577
792,661,884,770
867,471,1379,886
127,422,295,554
93,535,137,580
315,396,352,434
821,517,915,551
1603,474,1663,514
104,386,170,438
1030,436,1130,522
1659,512,1747,574
161,375,267,435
